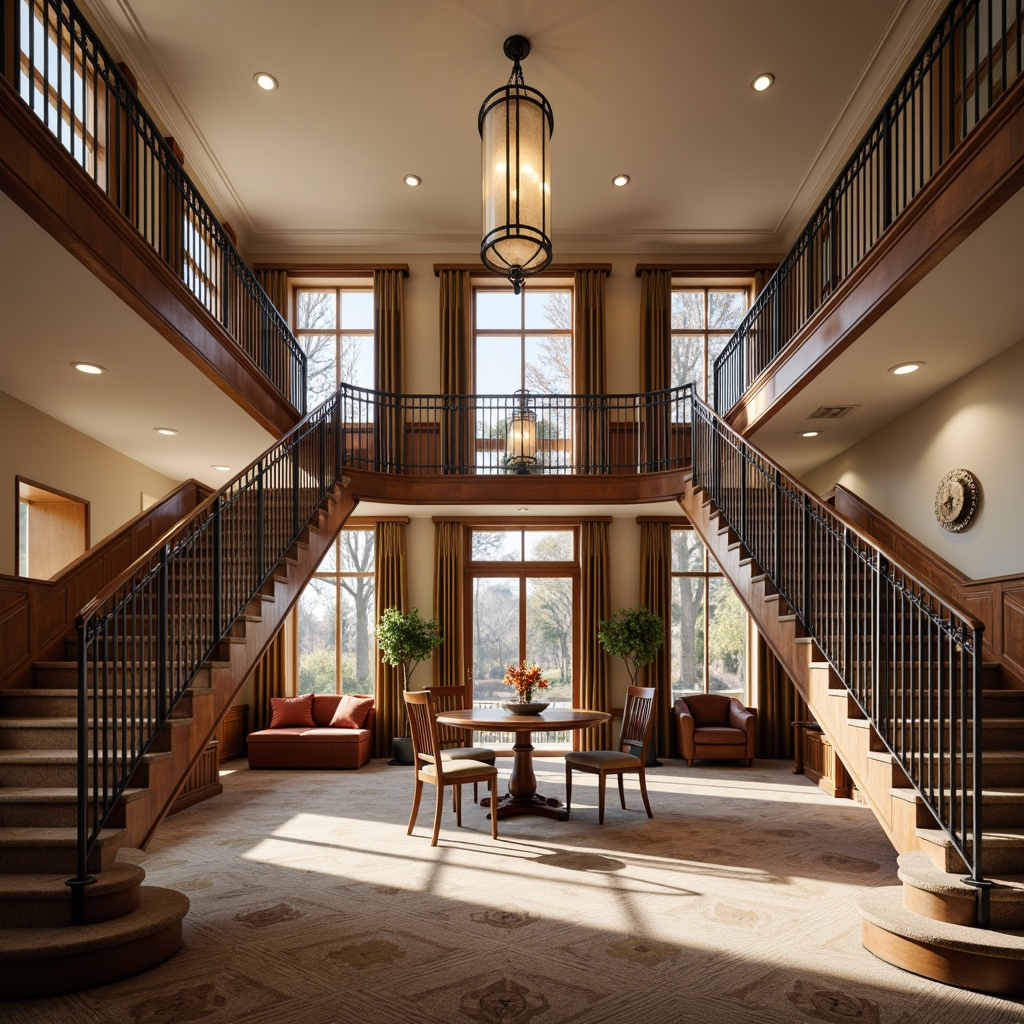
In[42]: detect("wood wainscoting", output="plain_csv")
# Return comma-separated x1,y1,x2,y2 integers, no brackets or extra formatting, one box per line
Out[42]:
792,721,853,799
168,704,250,816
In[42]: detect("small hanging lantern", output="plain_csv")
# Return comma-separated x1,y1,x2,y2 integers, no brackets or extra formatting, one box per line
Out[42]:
479,35,553,295
507,390,538,473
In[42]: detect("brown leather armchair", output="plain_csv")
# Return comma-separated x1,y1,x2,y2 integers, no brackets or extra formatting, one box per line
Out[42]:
674,694,756,766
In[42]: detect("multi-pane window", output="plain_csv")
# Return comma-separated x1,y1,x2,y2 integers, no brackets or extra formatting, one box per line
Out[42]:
183,212,217,311
670,528,747,701
467,527,577,747
19,0,107,180
671,287,748,407
297,530,375,696
473,287,572,473
293,287,374,411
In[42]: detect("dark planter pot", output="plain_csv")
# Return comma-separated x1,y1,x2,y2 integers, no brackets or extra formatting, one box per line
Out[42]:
390,735,414,765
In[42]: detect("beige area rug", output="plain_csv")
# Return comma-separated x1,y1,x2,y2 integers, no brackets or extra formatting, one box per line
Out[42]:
8,759,1024,1024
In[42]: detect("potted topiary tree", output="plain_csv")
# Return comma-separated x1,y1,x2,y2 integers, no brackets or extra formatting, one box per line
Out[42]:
376,606,443,764
598,606,666,765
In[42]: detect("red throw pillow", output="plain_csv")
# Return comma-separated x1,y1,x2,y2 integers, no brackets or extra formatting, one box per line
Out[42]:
269,693,316,729
329,694,375,729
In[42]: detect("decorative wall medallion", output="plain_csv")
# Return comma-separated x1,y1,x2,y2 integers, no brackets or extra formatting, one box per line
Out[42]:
934,468,979,532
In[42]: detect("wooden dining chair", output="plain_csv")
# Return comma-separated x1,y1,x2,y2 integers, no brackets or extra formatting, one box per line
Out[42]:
564,685,655,824
403,690,499,846
430,686,497,805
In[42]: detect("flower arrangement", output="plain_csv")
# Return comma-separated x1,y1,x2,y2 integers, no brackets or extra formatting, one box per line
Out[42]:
503,661,549,703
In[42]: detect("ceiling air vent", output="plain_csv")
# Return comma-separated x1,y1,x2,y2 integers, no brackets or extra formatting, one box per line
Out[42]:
807,405,860,420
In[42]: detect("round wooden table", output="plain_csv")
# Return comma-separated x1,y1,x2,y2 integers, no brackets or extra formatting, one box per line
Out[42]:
435,707,611,820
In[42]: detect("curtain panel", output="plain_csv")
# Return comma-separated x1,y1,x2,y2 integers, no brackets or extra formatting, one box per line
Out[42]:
432,521,464,688
639,521,672,758
438,269,473,473
374,521,409,752
248,626,289,732
254,268,289,320
374,269,406,470
756,633,807,759
639,269,672,468
573,269,608,472
578,521,611,750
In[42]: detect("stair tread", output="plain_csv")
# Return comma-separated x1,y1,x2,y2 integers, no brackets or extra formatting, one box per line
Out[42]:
0,787,148,804
858,886,1024,953
891,785,1024,804
0,826,125,848
898,851,1024,896
0,885,188,960
0,717,193,729
917,825,1024,845
0,748,173,764
0,860,144,898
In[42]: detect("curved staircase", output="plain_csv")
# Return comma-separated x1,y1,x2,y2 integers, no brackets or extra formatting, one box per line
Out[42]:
0,471,354,999
680,453,1024,996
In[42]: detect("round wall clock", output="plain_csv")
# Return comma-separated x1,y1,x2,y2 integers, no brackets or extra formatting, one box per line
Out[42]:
934,469,979,532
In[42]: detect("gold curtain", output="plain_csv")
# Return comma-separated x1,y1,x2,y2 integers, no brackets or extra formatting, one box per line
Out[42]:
639,521,672,758
753,268,773,299
248,627,288,732
255,268,289,319
573,269,608,472
432,521,464,688
578,521,611,750
639,269,672,468
756,633,807,758
374,520,409,752
374,269,405,470
438,269,473,473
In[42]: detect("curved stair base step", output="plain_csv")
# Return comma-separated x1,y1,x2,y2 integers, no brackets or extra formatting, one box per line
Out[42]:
859,887,1024,996
0,886,189,1000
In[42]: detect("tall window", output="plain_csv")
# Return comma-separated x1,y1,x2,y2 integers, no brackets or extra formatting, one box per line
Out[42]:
467,527,577,746
19,0,108,181
670,528,748,701
296,529,375,695
293,287,374,411
671,286,748,407
473,287,572,472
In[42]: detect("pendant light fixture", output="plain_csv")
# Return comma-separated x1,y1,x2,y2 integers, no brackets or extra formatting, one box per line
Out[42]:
479,35,553,295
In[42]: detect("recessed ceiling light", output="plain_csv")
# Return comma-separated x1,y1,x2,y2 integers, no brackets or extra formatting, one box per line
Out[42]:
153,427,178,436
801,430,821,438
889,361,924,375
517,507,529,512
253,72,278,91
70,362,105,375
751,73,775,92
210,465,231,472
403,174,421,187
612,174,630,187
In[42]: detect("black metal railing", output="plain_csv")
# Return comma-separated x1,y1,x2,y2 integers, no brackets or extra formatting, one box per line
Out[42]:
336,382,693,475
715,0,1022,414
69,392,341,920
690,396,991,924
3,0,306,413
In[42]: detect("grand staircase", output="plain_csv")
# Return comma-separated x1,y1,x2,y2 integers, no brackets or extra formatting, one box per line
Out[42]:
0,410,354,998
681,404,1024,995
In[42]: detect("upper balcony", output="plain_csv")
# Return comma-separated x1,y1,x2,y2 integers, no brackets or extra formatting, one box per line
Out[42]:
714,0,1024,441
0,0,305,437
335,384,693,506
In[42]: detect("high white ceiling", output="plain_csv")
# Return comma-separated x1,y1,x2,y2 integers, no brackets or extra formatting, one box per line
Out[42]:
85,0,943,255
8,0,1024,500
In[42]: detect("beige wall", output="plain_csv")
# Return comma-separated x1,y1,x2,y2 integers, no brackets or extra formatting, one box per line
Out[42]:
803,336,1024,581
0,390,180,577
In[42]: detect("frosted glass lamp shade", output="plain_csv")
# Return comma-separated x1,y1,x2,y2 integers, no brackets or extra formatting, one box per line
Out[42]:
479,53,553,294
507,409,538,470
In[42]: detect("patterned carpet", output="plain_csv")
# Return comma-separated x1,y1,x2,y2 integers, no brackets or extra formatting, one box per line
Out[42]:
7,758,1024,1024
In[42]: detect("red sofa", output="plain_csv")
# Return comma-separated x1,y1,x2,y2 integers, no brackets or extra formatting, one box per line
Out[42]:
247,693,375,769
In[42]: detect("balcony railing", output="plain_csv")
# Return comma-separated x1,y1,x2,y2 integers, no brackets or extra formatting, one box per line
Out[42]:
336,383,693,475
714,0,1022,415
2,0,306,414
